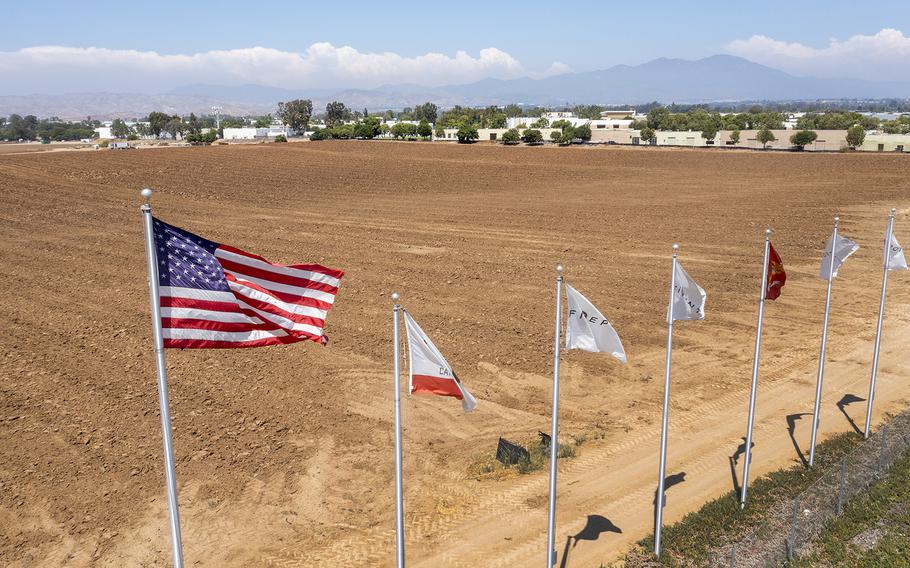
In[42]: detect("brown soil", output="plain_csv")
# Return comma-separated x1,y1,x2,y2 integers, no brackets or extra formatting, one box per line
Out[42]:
1,141,909,567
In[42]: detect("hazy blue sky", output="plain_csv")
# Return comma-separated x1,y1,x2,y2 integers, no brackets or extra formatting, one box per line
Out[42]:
3,1,910,93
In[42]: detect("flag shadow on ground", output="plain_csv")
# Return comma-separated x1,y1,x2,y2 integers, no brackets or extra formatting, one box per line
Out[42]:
836,393,866,436
653,471,687,507
728,437,754,494
786,412,812,468
558,515,622,568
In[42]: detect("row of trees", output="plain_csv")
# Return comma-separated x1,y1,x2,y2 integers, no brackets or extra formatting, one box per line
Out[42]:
310,117,435,141
0,114,95,141
796,111,880,131
632,106,787,139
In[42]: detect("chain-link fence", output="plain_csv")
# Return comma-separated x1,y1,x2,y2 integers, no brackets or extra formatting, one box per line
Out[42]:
711,408,910,567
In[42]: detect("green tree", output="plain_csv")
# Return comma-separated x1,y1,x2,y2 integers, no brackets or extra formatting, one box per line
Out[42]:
531,117,549,128
455,125,479,143
729,129,741,145
186,130,217,145
489,113,507,128
434,124,445,138
639,126,655,143
110,118,130,139
254,115,271,128
646,107,670,130
501,128,520,144
522,128,543,144
413,102,438,123
845,124,866,149
147,111,171,137
789,129,817,150
416,119,432,139
164,116,185,139
354,116,382,139
701,127,718,142
573,105,604,120
309,128,329,141
328,124,354,139
574,124,592,142
277,99,313,132
555,126,575,145
186,113,202,135
503,104,523,117
391,122,417,139
550,119,572,130
757,128,777,149
325,101,350,126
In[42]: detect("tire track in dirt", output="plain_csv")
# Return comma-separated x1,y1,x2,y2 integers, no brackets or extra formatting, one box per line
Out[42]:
259,328,860,567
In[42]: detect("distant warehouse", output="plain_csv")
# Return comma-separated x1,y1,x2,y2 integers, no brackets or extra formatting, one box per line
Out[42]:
222,126,292,140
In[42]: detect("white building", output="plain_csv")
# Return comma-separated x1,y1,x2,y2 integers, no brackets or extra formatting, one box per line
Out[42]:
93,127,113,139
505,116,633,130
222,126,292,140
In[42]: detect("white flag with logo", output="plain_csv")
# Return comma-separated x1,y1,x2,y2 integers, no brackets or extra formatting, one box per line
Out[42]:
819,232,859,280
403,311,477,413
887,233,907,271
671,262,706,321
564,284,627,362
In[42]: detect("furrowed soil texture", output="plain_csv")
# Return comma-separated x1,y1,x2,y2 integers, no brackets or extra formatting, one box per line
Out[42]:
2,141,909,567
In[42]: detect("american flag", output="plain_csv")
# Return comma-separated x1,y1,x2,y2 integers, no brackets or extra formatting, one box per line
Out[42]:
152,217,343,348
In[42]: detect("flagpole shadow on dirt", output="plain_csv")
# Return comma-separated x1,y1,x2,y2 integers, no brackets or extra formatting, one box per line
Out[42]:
730,437,754,495
558,515,622,568
786,413,811,468
836,394,867,436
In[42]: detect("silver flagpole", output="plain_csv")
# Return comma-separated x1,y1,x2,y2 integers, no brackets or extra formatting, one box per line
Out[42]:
809,216,840,467
740,229,772,508
863,208,896,439
654,243,678,557
391,292,405,568
139,188,185,568
545,264,564,568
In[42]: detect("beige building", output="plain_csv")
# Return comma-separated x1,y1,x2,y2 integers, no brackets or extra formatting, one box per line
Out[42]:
861,134,910,153
436,126,910,153
622,129,851,151
439,127,562,142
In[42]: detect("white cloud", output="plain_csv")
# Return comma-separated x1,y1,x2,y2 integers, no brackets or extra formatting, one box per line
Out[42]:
0,43,543,94
540,61,574,77
727,28,910,80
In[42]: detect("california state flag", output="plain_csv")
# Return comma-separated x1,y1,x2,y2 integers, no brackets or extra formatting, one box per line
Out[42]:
404,311,477,413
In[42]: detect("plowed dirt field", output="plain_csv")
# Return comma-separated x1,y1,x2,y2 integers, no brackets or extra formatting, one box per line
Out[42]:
2,141,909,567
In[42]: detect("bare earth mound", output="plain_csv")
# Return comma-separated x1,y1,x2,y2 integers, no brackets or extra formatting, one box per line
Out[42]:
2,142,909,567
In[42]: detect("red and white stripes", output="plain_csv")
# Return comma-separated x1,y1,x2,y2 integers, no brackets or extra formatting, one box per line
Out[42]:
161,245,343,349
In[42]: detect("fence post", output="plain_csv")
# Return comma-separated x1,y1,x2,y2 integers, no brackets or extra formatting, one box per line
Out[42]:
786,497,799,560
836,457,847,515
878,425,888,473
728,544,736,568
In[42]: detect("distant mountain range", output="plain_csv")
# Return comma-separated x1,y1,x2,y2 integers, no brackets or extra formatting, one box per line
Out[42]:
2,55,908,120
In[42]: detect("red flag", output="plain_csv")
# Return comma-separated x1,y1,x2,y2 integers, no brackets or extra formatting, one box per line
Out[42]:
766,243,786,300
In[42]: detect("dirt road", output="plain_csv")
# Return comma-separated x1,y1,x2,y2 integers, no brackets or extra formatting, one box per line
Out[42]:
1,142,908,567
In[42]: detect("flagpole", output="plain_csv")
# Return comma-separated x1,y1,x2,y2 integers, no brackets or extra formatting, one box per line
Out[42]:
863,208,896,439
740,229,772,508
654,243,678,557
139,188,185,568
545,264,564,568
391,291,405,568
809,216,839,467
